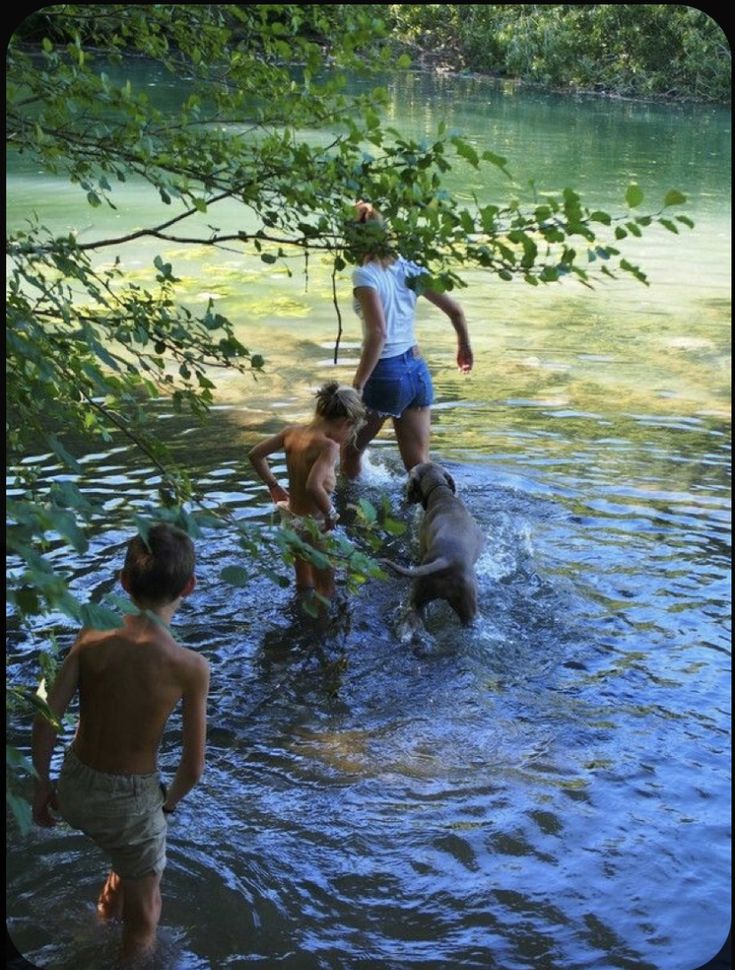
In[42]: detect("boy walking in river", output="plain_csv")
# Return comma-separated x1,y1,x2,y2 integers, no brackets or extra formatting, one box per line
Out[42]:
32,523,210,963
249,381,366,600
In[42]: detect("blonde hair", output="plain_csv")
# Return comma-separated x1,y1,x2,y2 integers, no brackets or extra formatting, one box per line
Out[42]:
351,200,395,267
354,200,385,226
315,381,366,427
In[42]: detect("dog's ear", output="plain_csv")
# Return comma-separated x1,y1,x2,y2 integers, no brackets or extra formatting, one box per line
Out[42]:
443,470,456,493
406,467,423,504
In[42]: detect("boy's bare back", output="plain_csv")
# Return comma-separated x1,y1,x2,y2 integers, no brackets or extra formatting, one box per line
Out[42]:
67,619,208,776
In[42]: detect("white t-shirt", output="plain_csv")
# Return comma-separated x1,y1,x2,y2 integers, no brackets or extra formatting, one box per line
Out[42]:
352,256,428,359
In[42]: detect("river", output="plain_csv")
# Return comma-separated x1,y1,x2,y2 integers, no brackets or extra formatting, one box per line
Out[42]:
6,65,731,970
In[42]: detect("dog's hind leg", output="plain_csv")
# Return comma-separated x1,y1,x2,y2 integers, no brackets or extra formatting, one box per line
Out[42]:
395,601,425,644
449,585,478,627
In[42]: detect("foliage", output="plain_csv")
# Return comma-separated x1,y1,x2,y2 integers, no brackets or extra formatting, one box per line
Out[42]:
382,4,730,103
6,5,694,826
7,3,692,622
6,639,65,835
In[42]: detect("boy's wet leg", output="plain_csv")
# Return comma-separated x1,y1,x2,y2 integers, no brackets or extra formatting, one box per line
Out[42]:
97,869,124,920
120,870,162,961
294,557,316,593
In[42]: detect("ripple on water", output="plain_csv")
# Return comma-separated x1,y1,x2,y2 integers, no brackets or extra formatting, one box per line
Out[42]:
6,398,731,970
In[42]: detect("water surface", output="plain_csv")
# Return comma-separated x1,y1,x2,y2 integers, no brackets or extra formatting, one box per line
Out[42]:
6,69,731,970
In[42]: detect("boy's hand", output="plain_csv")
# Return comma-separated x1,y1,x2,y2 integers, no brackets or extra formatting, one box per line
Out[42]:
32,779,59,828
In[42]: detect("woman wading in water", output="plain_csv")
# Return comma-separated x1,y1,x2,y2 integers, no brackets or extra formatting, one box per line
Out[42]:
342,200,474,478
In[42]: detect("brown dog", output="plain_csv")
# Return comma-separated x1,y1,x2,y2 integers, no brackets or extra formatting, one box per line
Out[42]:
383,462,484,628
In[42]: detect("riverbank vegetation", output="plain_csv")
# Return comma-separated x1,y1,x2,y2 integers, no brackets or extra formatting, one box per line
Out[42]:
380,4,730,104
7,4,695,826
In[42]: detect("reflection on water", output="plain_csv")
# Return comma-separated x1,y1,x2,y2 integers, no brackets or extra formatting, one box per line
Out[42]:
6,69,731,970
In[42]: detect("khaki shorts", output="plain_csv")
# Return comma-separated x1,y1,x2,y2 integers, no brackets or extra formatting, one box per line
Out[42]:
57,747,167,880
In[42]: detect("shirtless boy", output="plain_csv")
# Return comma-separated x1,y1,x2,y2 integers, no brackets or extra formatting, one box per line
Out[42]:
249,381,366,598
31,523,210,963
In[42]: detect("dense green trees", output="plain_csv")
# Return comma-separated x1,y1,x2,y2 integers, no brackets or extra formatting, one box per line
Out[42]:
383,4,730,102
6,4,694,824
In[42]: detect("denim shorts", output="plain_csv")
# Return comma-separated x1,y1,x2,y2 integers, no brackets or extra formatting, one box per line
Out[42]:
363,347,433,418
57,747,167,879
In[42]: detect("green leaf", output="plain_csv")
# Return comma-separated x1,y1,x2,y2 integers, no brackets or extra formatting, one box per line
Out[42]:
49,508,89,553
264,569,291,588
481,149,509,173
382,517,407,536
452,137,480,168
589,210,611,225
357,498,377,524
8,689,62,730
300,597,318,617
103,594,141,616
6,745,35,773
220,565,249,587
663,189,687,207
6,790,33,835
47,435,82,473
153,255,174,279
80,602,124,629
620,259,648,285
625,183,644,208
49,480,93,512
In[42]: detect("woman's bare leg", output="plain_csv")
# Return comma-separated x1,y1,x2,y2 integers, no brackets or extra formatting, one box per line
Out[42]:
393,406,431,472
341,411,386,479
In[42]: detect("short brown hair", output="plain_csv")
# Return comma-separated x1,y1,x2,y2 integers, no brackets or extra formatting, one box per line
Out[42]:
123,523,195,606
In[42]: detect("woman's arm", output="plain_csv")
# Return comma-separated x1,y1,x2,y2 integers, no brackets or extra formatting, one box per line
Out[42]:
352,286,387,392
423,290,473,373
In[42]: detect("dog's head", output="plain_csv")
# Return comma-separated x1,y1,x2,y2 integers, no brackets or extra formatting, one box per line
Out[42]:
406,462,456,505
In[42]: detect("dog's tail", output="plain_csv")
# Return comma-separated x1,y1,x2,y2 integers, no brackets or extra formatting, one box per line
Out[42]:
380,556,452,578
